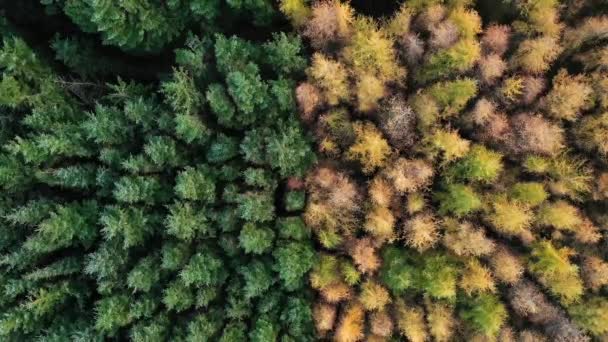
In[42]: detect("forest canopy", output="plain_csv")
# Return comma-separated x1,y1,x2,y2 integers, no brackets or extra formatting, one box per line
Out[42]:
1,0,608,341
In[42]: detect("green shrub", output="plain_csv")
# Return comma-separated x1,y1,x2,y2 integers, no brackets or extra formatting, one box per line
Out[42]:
380,246,416,294
460,293,507,338
427,78,478,117
284,190,306,211
528,241,584,304
509,182,548,206
419,254,458,300
447,145,503,183
569,297,608,336
436,184,482,217
417,40,481,83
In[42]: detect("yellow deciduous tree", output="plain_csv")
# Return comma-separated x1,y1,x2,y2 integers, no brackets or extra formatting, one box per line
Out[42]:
355,73,386,112
368,176,394,208
335,302,365,342
342,18,405,83
304,0,354,49
442,220,495,257
364,205,395,242
346,122,392,174
395,301,428,342
307,53,350,106
536,200,583,231
486,195,533,239
426,300,455,342
511,37,561,74
575,112,608,157
490,247,524,284
460,258,496,295
359,280,391,311
403,212,440,252
543,70,594,121
313,302,336,333
384,158,434,193
528,241,584,304
424,129,471,162
582,256,608,291
279,0,311,27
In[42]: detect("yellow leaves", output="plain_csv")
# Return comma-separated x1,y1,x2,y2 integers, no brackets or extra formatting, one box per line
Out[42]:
418,39,481,82
304,0,354,49
304,167,361,244
335,302,365,342
347,122,392,174
511,36,562,74
536,200,583,231
396,302,428,342
563,16,608,51
543,69,594,121
368,176,394,208
460,259,496,296
501,76,524,101
385,3,413,37
308,53,349,106
403,212,440,252
426,301,455,342
342,18,405,84
425,129,471,162
355,73,386,112
517,8,562,38
305,5,410,116
411,93,440,130
448,6,482,39
293,4,606,340
359,280,391,311
364,205,395,242
279,0,311,27
313,302,337,333
321,282,352,303
487,196,533,238
537,203,601,244
442,220,495,257
406,192,426,215
513,0,563,37
384,158,434,193
544,153,593,200
304,202,336,230
575,112,608,156
490,247,524,284
319,137,339,156
529,241,584,304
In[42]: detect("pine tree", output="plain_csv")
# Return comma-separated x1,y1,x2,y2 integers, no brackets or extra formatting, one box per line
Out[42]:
0,14,317,340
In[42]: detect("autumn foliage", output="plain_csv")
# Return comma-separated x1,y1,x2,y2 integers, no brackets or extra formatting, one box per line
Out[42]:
290,0,608,341
2,0,608,341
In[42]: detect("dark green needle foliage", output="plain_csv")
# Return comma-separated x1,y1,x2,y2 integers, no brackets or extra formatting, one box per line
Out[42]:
41,0,279,52
0,12,315,340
